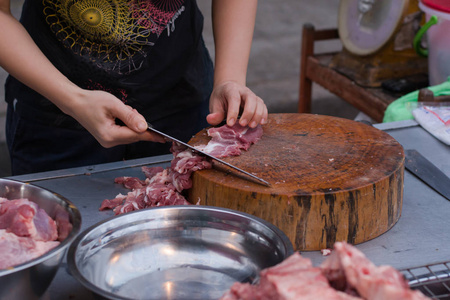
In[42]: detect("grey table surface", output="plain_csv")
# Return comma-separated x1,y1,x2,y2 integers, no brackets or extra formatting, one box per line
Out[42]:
7,120,450,300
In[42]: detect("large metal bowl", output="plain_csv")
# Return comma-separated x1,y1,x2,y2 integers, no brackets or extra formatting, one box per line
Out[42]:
68,205,293,300
0,178,82,300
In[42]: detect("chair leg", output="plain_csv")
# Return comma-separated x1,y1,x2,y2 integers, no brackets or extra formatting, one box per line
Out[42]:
298,23,316,113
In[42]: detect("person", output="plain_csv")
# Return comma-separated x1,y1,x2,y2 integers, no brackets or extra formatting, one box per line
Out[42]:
0,0,268,175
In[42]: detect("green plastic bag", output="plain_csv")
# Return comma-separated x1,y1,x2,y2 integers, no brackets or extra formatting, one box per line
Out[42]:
383,77,450,123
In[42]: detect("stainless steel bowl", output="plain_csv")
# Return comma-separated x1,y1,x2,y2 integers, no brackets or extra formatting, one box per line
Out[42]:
0,178,81,300
68,206,293,300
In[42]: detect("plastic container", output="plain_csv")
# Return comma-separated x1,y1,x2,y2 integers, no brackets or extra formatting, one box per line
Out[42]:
414,1,450,86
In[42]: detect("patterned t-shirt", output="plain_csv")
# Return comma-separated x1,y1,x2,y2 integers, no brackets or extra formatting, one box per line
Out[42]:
6,0,211,125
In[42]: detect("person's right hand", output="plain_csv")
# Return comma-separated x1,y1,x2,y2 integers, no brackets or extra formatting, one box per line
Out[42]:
65,89,165,148
0,7,164,148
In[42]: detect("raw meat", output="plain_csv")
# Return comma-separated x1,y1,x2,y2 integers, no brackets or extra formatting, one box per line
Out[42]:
220,242,430,300
100,144,211,215
197,123,263,158
54,207,73,242
0,198,58,242
321,242,430,300
0,229,59,269
0,197,69,269
221,252,361,300
100,123,263,214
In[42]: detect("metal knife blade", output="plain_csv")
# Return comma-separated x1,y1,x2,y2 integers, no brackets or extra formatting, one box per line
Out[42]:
404,149,450,201
147,123,271,187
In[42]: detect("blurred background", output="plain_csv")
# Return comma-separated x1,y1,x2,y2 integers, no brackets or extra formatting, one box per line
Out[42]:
0,0,358,177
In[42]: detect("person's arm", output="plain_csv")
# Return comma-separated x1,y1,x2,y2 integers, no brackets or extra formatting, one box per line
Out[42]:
207,0,268,128
0,2,162,147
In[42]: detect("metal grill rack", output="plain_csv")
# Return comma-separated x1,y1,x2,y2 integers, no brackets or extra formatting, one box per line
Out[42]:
402,261,450,299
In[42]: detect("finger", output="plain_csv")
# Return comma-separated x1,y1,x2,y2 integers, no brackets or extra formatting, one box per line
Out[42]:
261,102,269,124
247,98,266,128
100,104,164,147
225,89,242,127
206,111,225,126
114,104,148,133
238,91,257,127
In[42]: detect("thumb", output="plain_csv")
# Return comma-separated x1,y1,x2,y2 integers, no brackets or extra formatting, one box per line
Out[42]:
206,111,226,126
116,105,148,133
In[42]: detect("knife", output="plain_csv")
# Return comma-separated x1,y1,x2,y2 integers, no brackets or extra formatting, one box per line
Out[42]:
147,123,271,187
404,149,450,201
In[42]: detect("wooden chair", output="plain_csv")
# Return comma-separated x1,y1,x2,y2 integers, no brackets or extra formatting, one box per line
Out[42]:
298,23,397,123
418,88,450,103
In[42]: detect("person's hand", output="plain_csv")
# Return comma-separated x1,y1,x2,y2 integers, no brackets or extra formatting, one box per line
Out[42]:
66,89,165,148
206,81,268,128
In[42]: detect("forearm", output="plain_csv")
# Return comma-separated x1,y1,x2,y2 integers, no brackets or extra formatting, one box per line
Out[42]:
0,8,82,116
211,0,257,87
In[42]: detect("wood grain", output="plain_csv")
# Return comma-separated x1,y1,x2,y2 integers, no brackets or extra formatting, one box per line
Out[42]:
188,114,404,250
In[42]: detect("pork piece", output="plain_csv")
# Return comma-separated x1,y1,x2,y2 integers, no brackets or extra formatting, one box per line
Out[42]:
99,194,127,211
141,166,164,179
321,242,430,300
114,176,147,190
0,229,59,269
197,123,263,158
54,207,73,241
0,198,58,242
100,145,211,215
220,253,362,300
100,123,262,214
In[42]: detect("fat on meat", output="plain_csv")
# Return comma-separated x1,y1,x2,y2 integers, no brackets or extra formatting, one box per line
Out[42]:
220,242,430,300
221,252,361,300
100,146,210,215
0,229,59,269
0,198,58,242
321,242,430,300
100,123,263,214
197,123,263,158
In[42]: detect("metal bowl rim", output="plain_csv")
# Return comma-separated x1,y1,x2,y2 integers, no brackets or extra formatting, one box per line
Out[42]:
67,205,293,300
0,178,82,276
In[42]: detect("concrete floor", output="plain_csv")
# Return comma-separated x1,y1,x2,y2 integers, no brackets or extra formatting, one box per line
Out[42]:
0,0,358,177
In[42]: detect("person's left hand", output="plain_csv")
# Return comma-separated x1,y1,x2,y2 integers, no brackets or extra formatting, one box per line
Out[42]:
206,81,268,128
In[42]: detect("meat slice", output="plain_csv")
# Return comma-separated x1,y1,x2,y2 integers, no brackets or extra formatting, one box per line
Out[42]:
0,229,59,269
221,253,362,300
0,198,58,242
221,243,431,300
100,147,209,215
198,123,263,158
320,242,430,300
114,177,148,190
141,166,165,179
100,123,262,214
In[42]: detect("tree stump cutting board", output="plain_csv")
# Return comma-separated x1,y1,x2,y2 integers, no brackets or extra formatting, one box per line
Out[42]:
188,113,404,251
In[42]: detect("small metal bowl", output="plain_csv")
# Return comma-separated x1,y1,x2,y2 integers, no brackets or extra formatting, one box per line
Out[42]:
68,206,293,300
0,178,81,300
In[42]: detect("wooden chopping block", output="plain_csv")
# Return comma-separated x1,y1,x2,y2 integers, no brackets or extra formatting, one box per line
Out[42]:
188,113,404,251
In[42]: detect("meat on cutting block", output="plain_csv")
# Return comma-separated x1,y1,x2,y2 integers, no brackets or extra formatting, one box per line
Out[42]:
197,123,263,158
100,123,263,214
220,242,430,300
0,229,59,269
0,198,58,242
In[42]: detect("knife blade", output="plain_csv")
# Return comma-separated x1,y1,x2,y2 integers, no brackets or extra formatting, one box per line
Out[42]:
404,149,450,201
147,123,271,187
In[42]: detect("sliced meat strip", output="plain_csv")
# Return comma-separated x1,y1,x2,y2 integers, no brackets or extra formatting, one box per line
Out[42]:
198,124,263,158
99,123,262,214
